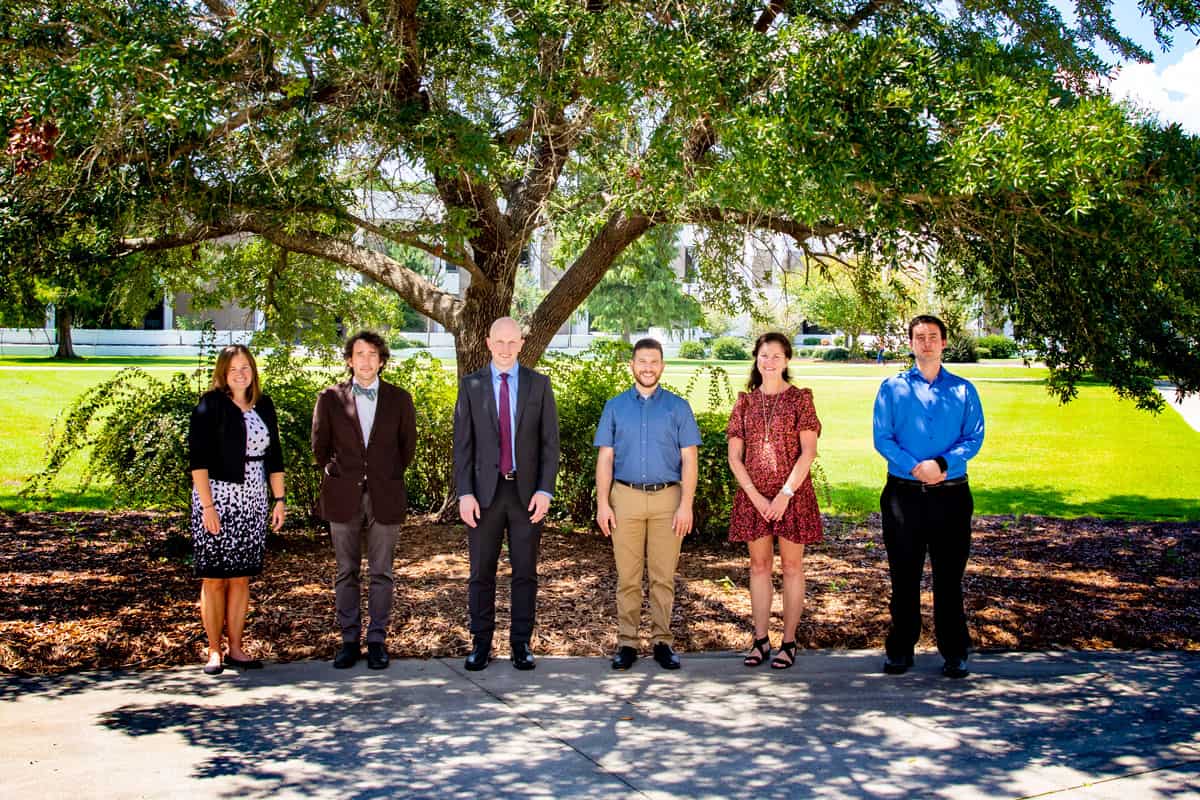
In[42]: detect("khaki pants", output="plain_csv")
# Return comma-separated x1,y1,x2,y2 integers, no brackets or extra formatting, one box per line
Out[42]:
610,482,683,648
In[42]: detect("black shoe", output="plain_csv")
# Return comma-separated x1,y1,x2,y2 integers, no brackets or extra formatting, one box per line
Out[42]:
743,635,771,668
367,642,390,670
652,643,681,670
611,646,638,671
202,661,224,676
333,641,360,669
511,642,536,671
465,640,492,672
882,654,914,675
942,658,970,679
225,655,263,670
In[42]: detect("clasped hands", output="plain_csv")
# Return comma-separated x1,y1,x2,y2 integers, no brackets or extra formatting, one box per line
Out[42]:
911,459,947,485
751,490,791,522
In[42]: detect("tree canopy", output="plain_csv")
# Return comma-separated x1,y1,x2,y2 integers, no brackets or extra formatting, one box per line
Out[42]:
1,0,1198,403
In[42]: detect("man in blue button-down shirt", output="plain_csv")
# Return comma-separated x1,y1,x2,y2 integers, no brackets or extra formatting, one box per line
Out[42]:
595,338,701,671
873,315,985,679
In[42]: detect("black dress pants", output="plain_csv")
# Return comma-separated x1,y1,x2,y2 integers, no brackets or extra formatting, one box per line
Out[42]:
468,479,542,645
881,478,973,662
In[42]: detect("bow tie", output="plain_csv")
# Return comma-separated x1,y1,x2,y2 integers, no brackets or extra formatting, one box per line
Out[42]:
352,383,377,401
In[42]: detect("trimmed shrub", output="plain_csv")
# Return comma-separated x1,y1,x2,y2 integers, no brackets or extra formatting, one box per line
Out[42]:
820,347,850,361
976,334,1018,359
541,340,634,523
943,337,979,363
386,350,458,514
711,336,750,361
389,335,417,350
677,340,708,359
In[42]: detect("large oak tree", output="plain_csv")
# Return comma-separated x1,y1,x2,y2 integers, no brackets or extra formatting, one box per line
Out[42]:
2,0,1198,406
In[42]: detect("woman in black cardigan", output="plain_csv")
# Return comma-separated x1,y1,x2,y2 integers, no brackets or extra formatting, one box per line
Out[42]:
189,345,285,675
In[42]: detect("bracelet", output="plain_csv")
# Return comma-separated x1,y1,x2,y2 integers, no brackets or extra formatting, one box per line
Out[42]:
272,496,285,504
202,504,214,510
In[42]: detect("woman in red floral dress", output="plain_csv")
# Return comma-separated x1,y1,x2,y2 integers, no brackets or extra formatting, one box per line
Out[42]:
726,332,822,669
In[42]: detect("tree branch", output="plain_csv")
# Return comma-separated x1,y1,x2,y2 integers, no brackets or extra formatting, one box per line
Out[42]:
523,209,654,359
315,205,489,286
843,0,900,31
118,213,464,330
686,207,848,244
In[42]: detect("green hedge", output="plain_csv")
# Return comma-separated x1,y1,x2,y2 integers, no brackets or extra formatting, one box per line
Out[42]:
30,343,825,543
677,340,708,359
820,347,850,361
711,336,750,361
975,334,1018,359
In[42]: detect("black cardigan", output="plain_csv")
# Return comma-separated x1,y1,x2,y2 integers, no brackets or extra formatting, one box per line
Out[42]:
188,389,285,484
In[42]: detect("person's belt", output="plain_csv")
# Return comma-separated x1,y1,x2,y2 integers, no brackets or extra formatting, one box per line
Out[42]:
501,471,517,481
615,479,679,492
887,474,969,490
244,455,266,462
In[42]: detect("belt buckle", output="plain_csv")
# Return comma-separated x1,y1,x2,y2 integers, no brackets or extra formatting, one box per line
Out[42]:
502,471,517,481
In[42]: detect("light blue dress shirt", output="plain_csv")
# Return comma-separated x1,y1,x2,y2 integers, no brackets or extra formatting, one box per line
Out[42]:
594,386,702,484
872,366,985,480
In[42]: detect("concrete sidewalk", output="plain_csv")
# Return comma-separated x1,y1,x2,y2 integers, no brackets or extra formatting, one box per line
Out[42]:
2,650,1198,799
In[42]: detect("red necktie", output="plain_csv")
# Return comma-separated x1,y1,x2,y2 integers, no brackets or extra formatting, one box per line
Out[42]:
499,372,513,475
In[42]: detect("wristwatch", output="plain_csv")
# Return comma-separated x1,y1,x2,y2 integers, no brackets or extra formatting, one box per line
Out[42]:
780,484,794,497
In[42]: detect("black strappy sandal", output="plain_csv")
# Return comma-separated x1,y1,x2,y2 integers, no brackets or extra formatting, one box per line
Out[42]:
771,640,797,669
743,635,771,667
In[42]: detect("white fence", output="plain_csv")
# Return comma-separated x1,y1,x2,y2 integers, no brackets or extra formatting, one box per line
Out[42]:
0,328,625,359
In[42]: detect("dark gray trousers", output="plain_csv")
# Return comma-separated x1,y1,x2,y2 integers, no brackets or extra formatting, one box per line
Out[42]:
330,491,399,644
468,479,542,645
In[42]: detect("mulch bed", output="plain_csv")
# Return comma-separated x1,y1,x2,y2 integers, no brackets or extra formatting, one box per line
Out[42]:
1,511,1197,675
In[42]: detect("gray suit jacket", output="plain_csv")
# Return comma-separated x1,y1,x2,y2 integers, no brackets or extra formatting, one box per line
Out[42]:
453,364,559,508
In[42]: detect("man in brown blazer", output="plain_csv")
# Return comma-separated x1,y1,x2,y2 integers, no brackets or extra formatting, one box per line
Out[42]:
454,317,559,671
312,330,417,670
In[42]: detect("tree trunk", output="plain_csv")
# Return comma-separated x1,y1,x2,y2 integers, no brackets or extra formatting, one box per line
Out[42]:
53,306,77,359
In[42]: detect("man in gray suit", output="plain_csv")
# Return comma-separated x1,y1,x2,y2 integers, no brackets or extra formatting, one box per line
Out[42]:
453,317,560,671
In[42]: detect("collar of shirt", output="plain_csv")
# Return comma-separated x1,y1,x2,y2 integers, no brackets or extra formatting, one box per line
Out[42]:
629,384,662,402
489,363,517,383
353,377,381,398
906,364,945,387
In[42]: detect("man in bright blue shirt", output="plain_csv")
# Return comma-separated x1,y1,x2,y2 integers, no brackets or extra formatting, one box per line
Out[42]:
873,315,985,679
595,338,701,671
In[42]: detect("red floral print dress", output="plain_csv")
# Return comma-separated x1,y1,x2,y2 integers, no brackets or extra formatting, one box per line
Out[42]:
726,385,823,544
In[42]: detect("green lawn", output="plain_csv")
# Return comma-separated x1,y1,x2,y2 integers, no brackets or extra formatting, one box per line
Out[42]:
3,358,1197,520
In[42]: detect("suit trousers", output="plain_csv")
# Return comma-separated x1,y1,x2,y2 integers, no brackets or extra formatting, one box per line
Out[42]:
880,479,973,662
610,482,683,648
468,479,542,645
330,490,400,644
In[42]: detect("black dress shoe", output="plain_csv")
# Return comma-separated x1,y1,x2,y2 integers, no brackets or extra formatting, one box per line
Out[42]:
225,655,263,670
367,642,390,670
652,643,681,670
942,658,970,679
465,640,492,672
611,646,637,671
883,654,914,675
333,641,360,669
511,641,536,671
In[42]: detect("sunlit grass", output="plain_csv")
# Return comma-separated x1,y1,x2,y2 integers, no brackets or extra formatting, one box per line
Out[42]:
3,357,1196,520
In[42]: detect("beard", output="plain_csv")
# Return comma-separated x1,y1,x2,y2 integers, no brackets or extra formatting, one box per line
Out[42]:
633,371,661,389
